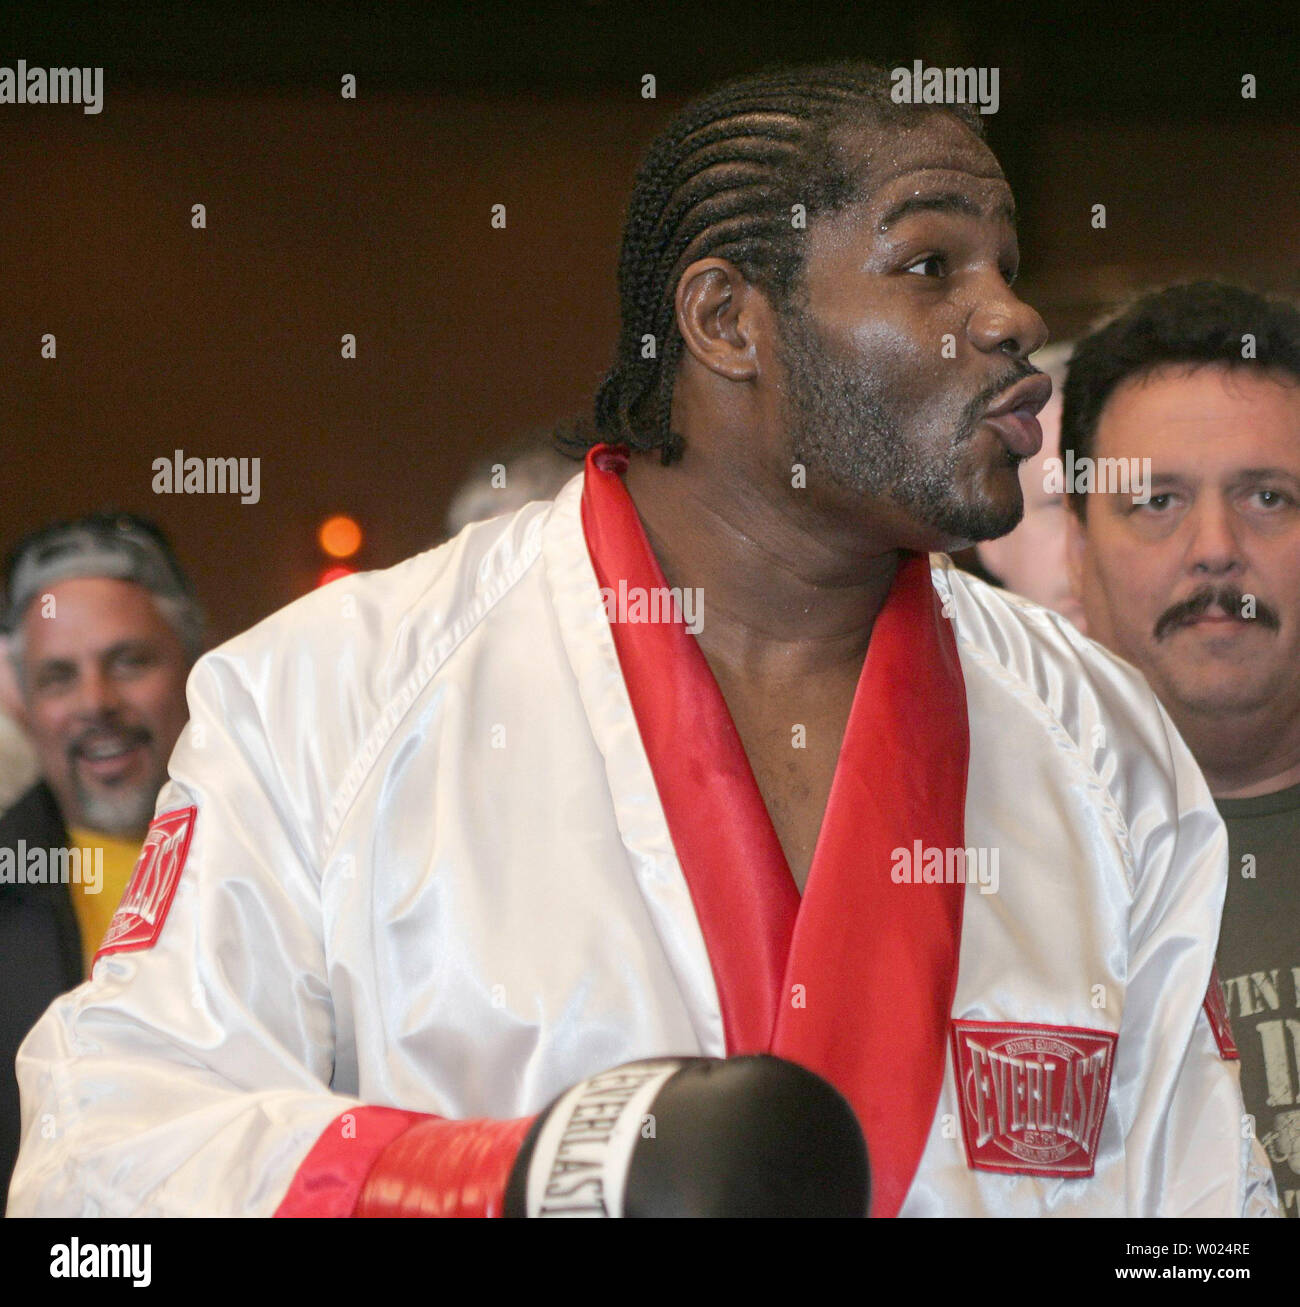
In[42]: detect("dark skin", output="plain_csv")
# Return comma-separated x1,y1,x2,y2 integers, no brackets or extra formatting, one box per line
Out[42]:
624,115,1047,892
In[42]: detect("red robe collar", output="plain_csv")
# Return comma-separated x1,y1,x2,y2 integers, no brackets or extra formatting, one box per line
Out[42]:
580,444,970,1218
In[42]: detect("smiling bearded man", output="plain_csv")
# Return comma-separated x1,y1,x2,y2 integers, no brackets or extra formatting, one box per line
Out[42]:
9,62,1276,1219
0,512,200,1199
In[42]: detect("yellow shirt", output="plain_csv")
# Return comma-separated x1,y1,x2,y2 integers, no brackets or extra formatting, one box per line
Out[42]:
67,827,142,977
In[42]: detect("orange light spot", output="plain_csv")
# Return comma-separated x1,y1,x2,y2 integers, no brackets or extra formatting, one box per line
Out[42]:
318,515,363,559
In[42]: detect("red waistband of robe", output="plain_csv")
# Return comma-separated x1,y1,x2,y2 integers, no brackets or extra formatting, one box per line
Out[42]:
579,443,970,1217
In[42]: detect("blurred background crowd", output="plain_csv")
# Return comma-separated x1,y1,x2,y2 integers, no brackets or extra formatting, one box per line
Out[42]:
1,0,1298,1207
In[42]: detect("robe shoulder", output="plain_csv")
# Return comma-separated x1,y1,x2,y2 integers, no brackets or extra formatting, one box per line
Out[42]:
930,554,1194,798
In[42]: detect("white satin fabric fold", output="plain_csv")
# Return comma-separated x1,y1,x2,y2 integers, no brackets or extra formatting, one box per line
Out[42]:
8,474,1276,1216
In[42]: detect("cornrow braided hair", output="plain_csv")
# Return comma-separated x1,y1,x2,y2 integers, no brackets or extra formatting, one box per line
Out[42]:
573,60,987,465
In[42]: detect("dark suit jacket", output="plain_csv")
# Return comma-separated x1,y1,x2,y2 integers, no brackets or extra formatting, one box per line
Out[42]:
0,781,82,1205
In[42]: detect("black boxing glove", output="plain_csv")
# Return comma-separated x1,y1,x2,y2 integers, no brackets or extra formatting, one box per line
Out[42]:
503,1053,868,1217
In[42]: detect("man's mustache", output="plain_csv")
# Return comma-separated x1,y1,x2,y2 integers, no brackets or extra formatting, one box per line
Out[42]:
67,720,153,761
1153,586,1281,640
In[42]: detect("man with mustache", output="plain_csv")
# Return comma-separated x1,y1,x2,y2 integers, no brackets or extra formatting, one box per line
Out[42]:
1064,280,1300,1216
0,512,199,1194
10,64,1274,1217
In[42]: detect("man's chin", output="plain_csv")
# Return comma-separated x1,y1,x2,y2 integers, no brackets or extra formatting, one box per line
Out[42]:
920,459,1026,548
73,781,162,839
1152,670,1276,719
927,500,1025,552
969,469,1028,541
804,452,1023,551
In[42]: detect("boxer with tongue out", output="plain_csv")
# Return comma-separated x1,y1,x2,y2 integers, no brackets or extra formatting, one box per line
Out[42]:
9,62,1276,1218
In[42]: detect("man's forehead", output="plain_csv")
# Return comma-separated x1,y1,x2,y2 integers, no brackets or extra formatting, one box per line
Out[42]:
1097,379,1300,477
1096,367,1300,467
1103,363,1300,423
832,116,1009,212
20,579,168,650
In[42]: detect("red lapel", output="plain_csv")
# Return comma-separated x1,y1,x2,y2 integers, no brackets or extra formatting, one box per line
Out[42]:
579,445,969,1216
769,550,969,1218
581,445,800,1054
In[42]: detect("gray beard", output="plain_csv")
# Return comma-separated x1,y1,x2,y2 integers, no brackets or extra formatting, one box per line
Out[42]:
73,777,159,839
775,303,1025,544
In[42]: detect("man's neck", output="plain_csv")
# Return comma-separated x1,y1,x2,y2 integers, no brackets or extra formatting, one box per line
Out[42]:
66,820,146,845
622,450,904,685
1172,704,1300,800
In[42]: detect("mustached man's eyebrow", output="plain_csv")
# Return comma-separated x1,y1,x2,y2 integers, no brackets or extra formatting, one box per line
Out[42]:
1146,468,1300,490
1232,467,1300,485
878,190,1017,232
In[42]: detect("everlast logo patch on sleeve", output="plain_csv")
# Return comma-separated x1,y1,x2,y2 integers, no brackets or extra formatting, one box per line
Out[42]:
950,1020,1117,1179
1202,965,1240,1061
95,807,196,962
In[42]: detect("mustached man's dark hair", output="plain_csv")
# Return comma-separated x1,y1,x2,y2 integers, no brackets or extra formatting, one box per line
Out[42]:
566,60,988,465
1062,280,1300,520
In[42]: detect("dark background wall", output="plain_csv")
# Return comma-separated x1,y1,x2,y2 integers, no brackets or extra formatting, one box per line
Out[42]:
1,1,1297,643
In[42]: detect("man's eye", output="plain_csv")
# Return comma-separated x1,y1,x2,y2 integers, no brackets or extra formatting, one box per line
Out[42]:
1135,493,1174,512
905,255,946,277
111,651,153,675
1251,489,1291,510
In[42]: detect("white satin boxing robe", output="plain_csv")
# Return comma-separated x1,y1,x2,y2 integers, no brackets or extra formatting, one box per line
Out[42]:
8,448,1278,1218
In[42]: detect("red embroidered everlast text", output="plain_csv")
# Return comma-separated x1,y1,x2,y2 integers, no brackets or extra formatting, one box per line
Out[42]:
1202,965,1240,1061
95,806,196,961
950,1020,1117,1179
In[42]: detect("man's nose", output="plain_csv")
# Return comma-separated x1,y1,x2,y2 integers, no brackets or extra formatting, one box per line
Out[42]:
1186,498,1244,577
967,283,1049,361
72,665,124,718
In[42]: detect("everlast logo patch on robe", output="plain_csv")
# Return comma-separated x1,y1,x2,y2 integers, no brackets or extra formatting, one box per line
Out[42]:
951,1020,1117,1178
95,807,196,962
1202,965,1240,1061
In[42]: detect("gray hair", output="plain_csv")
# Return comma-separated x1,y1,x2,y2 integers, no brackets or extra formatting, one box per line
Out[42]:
3,512,205,687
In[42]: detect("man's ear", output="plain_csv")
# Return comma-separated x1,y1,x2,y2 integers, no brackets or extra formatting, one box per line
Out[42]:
673,257,765,382
0,636,25,725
